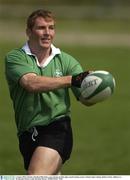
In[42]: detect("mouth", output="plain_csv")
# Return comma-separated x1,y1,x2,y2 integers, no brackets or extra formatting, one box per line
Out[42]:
41,38,51,43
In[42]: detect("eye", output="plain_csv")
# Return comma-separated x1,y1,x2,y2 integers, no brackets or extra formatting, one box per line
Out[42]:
49,25,55,30
37,26,45,30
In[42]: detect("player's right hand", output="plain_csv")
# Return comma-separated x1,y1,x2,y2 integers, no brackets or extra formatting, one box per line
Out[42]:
71,71,90,88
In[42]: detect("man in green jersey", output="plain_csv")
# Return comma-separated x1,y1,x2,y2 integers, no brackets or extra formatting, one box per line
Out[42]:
5,9,91,175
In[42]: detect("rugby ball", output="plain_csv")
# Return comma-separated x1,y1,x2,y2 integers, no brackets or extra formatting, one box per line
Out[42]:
81,70,116,104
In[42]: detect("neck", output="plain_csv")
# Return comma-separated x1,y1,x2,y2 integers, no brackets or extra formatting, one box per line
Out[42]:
28,42,51,63
36,48,51,63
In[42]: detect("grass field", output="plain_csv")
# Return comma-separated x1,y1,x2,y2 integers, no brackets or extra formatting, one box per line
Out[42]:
0,18,130,174
62,46,130,175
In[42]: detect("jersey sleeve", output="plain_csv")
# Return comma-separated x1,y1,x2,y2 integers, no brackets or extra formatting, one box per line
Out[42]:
5,49,37,84
61,52,84,99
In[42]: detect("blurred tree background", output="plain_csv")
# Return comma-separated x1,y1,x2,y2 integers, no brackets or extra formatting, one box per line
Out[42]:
0,0,130,46
1,0,130,20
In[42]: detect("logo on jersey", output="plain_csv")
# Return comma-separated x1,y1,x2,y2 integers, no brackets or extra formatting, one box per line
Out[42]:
54,69,63,77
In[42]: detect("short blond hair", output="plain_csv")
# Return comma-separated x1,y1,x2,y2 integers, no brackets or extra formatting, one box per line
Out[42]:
27,9,55,30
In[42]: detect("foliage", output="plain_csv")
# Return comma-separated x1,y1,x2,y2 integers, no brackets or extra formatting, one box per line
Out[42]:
1,0,130,6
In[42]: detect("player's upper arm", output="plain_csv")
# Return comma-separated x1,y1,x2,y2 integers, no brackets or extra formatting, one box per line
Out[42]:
19,73,37,92
5,49,37,84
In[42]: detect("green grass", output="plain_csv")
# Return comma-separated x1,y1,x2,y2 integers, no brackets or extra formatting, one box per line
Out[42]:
61,46,130,175
1,42,130,174
0,42,25,174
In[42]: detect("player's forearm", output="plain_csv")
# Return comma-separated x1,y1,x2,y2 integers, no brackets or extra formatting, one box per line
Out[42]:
20,73,72,92
30,75,72,92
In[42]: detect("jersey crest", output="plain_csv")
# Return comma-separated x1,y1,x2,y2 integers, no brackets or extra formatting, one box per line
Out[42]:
54,69,63,77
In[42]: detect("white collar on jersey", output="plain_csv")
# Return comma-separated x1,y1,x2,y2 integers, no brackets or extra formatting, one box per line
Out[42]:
22,42,61,68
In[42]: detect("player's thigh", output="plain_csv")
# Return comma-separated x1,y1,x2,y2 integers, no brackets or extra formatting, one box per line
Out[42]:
28,146,62,175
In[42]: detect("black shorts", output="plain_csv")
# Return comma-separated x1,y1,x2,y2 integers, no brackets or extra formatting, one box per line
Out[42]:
18,116,73,170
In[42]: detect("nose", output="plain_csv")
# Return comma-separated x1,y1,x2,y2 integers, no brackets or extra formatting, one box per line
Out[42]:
45,27,50,35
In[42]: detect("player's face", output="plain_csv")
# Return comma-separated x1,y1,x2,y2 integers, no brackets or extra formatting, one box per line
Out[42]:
27,17,55,50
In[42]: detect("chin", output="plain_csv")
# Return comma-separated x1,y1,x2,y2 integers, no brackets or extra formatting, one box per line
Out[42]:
41,43,51,49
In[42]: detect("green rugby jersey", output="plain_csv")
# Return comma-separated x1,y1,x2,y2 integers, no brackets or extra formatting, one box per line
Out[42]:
5,44,83,136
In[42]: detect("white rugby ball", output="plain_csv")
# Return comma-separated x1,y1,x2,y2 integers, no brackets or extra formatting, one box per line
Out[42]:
81,70,116,104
